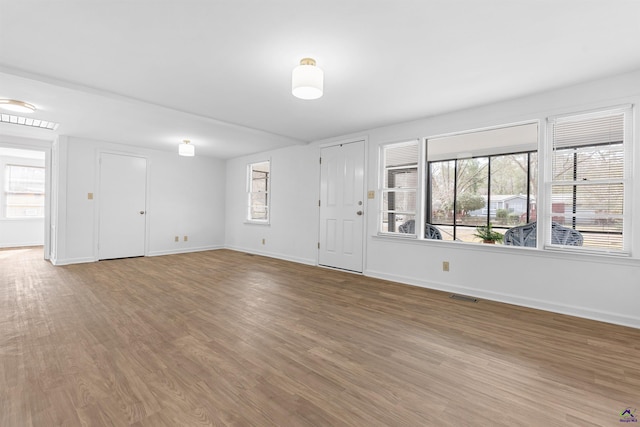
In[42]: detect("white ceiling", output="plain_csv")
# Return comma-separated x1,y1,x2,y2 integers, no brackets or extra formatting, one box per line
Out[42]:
1,1,640,159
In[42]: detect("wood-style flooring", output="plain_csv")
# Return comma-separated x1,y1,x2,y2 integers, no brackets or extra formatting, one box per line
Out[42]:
1,247,639,426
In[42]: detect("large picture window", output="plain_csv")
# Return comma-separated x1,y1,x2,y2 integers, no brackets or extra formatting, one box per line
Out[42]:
379,109,634,256
4,164,45,218
427,123,539,242
428,151,537,242
247,160,270,222
549,107,630,252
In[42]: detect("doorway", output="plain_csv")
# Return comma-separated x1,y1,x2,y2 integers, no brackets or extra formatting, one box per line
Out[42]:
0,146,49,255
98,153,147,260
318,141,365,272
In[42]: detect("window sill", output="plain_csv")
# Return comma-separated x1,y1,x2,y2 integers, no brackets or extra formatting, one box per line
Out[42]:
371,234,640,267
244,220,270,226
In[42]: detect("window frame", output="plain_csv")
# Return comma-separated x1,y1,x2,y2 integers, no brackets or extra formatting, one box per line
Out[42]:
545,105,633,255
378,140,421,237
246,160,271,224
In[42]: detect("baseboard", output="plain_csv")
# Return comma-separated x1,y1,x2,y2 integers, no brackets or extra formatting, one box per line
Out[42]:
225,245,316,266
147,245,224,257
365,269,640,330
0,242,44,249
50,256,95,266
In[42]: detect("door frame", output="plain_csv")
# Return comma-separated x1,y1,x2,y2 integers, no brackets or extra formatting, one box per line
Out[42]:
317,136,369,273
0,137,52,260
93,150,150,261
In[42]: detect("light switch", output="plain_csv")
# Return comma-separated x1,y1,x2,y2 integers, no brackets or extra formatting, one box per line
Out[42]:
87,193,94,200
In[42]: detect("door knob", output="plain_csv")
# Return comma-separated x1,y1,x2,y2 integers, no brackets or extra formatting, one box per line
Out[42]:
356,210,363,216
139,211,145,215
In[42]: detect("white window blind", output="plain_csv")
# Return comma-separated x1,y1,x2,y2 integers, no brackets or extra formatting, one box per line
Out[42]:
380,141,418,234
549,107,630,252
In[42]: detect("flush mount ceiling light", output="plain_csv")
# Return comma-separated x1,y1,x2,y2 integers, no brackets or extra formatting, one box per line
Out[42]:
0,99,36,114
292,58,323,100
179,139,195,157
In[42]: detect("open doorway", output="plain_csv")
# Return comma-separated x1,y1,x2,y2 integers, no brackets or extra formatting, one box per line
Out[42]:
0,146,48,256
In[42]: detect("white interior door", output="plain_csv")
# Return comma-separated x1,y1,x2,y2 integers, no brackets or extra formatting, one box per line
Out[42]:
319,141,365,272
98,153,147,260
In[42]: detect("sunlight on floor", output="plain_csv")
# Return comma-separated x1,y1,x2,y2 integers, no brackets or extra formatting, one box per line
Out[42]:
0,247,42,259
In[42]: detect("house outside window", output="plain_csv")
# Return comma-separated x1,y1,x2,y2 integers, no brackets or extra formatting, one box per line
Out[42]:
247,160,270,222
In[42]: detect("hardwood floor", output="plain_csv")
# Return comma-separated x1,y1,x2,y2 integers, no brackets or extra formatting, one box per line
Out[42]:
1,247,638,426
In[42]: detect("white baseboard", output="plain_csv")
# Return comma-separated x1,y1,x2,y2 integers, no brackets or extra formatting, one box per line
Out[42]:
50,256,95,266
365,269,640,330
225,245,316,266
0,242,44,249
147,245,224,257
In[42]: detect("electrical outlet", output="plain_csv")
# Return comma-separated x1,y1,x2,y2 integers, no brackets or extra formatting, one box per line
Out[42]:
262,238,266,245
174,236,179,242
367,190,375,199
443,261,450,272
183,236,188,242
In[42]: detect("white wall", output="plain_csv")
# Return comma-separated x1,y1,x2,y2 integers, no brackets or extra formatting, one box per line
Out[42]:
225,144,319,265
225,70,640,328
51,136,226,264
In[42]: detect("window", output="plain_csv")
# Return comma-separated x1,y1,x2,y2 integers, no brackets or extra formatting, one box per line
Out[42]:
427,123,538,242
380,141,419,234
247,161,270,222
428,151,537,241
4,164,45,218
549,107,631,253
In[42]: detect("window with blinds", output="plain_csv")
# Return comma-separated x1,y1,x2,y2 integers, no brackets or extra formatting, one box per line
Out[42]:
549,107,630,252
380,141,418,234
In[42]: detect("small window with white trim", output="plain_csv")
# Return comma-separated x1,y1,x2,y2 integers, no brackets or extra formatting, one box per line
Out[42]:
548,106,632,253
247,160,270,223
380,141,419,234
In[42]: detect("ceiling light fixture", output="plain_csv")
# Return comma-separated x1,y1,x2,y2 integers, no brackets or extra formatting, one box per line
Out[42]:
0,99,36,114
179,139,195,157
0,113,59,130
292,58,323,100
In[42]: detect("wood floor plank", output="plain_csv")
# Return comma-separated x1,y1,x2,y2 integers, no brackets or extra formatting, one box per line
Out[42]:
1,247,639,426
